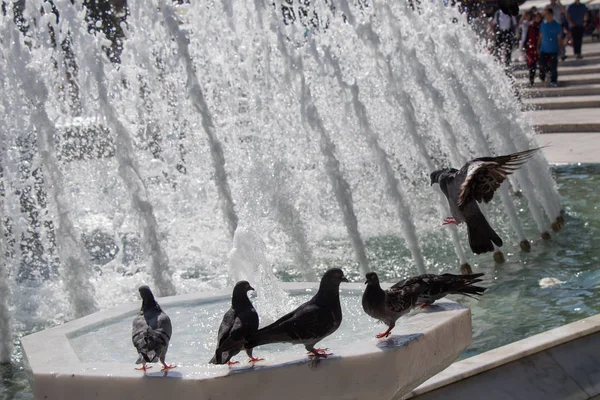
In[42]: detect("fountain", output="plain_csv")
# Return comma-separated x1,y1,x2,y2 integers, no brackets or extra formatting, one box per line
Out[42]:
0,0,570,398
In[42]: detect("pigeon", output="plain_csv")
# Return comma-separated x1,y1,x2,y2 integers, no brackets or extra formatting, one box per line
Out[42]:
362,272,486,338
430,148,541,254
131,285,176,371
246,268,349,358
209,280,263,365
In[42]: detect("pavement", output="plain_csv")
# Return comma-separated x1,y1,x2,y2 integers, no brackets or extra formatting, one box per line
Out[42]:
513,40,600,163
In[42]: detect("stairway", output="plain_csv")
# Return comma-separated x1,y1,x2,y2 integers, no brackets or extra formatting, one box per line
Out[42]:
515,41,600,164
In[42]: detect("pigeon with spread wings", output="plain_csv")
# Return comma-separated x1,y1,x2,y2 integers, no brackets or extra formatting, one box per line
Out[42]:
430,148,541,254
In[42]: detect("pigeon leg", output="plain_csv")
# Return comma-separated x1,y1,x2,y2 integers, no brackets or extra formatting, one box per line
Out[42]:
306,347,333,358
135,363,152,371
442,217,457,226
245,349,264,363
376,327,392,339
160,361,177,371
227,361,240,366
420,303,431,309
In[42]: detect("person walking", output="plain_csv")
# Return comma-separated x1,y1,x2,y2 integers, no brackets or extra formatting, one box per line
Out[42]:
538,6,563,87
526,11,542,86
567,0,588,58
492,8,518,67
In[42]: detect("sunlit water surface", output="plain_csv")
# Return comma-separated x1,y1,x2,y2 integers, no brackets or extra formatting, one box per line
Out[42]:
2,164,599,399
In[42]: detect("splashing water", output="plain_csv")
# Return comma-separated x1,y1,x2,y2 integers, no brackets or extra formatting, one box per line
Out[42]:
228,227,295,322
0,0,562,380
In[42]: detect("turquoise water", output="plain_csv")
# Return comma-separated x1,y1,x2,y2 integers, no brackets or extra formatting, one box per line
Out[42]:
2,164,600,399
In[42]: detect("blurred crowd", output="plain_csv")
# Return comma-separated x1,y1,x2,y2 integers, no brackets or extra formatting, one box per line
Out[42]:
471,0,599,87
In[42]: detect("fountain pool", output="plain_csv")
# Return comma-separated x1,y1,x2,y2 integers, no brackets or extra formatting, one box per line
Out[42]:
21,287,471,400
3,163,600,399
0,0,596,397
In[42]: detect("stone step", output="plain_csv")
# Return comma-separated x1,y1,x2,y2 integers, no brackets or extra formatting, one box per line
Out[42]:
513,54,600,70
538,132,600,164
523,95,600,110
514,64,600,79
528,108,600,133
517,73,600,88
522,84,600,98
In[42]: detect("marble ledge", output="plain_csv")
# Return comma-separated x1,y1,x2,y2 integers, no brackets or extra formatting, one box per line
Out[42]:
404,313,600,399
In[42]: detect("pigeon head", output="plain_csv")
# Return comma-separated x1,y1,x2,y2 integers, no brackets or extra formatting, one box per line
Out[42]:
365,272,380,285
138,285,158,309
233,280,255,295
429,169,445,186
138,285,155,301
320,268,349,286
430,168,457,186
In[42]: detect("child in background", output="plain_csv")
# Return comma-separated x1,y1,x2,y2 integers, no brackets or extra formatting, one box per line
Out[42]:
519,11,532,62
526,11,542,86
538,6,564,87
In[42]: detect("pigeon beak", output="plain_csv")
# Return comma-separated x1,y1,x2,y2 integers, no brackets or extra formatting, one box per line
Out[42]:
248,286,255,292
364,280,368,284
341,277,349,283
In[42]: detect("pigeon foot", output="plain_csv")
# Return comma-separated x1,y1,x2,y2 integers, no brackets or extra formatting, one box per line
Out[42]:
248,357,264,363
227,361,240,366
308,349,333,358
420,303,431,309
160,363,177,371
442,217,457,226
376,328,392,339
135,364,152,371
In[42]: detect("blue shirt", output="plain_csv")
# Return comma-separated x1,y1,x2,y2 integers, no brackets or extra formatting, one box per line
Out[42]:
540,20,562,53
567,2,587,26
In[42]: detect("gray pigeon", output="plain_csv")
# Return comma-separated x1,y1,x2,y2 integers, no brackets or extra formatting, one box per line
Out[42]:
132,285,175,371
209,281,263,365
362,272,486,338
430,148,541,254
246,268,349,358
390,273,487,306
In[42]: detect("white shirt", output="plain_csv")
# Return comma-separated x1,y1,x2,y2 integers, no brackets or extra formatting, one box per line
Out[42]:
495,10,517,31
548,3,563,21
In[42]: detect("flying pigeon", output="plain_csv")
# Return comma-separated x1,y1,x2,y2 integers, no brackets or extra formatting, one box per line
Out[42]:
209,281,263,365
430,148,541,254
132,285,176,371
246,268,349,358
362,272,486,338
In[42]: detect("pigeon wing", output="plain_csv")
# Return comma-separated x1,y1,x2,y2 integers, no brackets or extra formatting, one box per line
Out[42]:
390,274,436,290
132,314,152,363
458,148,541,208
252,303,334,346
216,308,236,348
143,311,171,361
386,282,427,313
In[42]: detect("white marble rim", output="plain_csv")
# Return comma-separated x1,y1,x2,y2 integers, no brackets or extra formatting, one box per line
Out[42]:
405,313,600,398
21,282,465,381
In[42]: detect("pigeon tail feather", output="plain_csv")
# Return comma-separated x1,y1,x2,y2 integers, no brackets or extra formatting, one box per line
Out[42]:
453,284,487,299
466,210,502,254
246,327,291,349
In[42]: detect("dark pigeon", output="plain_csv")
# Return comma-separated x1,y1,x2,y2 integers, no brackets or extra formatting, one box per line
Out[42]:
132,285,176,371
209,281,263,365
362,272,486,338
246,268,349,358
430,148,541,254
390,272,487,306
